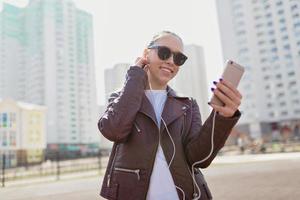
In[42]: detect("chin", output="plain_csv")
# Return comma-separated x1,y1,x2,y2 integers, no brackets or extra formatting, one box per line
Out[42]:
159,77,172,86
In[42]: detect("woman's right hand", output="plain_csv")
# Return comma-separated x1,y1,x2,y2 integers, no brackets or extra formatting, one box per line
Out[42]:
135,57,149,70
135,57,150,89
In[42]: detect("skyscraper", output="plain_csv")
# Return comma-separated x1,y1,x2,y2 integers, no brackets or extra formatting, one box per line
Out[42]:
104,63,130,102
216,0,300,138
0,0,98,154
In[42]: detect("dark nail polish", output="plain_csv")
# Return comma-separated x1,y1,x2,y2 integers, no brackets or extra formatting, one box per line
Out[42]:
213,81,217,85
208,102,211,105
219,78,223,81
211,87,215,91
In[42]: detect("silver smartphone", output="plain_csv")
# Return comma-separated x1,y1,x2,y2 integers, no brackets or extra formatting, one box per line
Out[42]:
210,60,245,106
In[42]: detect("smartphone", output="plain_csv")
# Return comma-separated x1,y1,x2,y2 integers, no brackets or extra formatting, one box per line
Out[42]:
209,60,245,106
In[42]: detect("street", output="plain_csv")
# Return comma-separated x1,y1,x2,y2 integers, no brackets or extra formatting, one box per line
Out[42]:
1,153,300,200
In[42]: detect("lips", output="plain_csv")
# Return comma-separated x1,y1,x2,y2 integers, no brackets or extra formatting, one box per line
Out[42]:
159,66,174,73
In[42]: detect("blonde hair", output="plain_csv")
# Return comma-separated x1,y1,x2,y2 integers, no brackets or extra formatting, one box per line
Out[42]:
147,31,183,47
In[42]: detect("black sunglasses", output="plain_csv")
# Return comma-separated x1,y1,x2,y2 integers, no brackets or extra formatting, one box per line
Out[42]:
148,45,188,66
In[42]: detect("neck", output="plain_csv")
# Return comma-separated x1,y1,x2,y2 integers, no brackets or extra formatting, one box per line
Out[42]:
148,79,167,90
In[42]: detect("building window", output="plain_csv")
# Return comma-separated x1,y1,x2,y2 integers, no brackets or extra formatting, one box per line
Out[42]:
285,54,292,59
268,30,275,36
265,12,272,18
277,92,285,97
279,18,286,24
279,101,286,106
294,22,300,28
280,27,287,32
288,71,295,76
260,57,267,63
267,102,273,107
257,31,264,37
282,35,289,41
271,47,278,52
276,1,283,6
264,75,270,80
291,4,298,11
277,9,284,15
293,99,300,104
289,81,297,87
264,4,270,10
293,13,299,18
276,83,283,87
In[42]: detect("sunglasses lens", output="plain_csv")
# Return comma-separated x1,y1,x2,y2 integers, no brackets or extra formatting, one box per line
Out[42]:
174,53,187,66
157,47,171,60
151,46,187,66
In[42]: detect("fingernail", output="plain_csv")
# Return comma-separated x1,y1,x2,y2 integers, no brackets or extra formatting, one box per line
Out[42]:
207,102,211,105
211,87,215,92
213,81,217,85
219,78,223,81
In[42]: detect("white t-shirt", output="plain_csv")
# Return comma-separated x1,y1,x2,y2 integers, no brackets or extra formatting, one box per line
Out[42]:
145,90,179,200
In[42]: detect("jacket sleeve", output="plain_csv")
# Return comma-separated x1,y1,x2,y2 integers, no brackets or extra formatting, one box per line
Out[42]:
184,98,241,168
98,66,148,143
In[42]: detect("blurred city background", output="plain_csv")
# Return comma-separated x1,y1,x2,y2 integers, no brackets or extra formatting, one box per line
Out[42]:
0,0,300,199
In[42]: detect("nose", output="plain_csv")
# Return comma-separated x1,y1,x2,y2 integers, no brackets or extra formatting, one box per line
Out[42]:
165,53,175,65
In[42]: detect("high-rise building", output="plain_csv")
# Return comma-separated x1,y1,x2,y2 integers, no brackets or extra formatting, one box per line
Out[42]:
216,0,300,138
0,0,99,154
170,44,210,119
104,63,130,102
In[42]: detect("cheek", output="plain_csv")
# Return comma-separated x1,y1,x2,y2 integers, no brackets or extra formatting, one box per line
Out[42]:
172,67,180,76
148,52,161,64
148,57,163,69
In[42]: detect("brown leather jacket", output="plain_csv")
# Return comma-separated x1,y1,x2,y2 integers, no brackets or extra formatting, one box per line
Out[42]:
98,66,241,200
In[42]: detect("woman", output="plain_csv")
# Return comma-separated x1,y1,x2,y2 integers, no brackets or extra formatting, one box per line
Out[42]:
98,31,242,200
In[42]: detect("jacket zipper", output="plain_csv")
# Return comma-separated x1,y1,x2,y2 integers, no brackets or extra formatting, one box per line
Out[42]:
134,122,141,133
114,167,141,180
107,144,119,187
144,120,161,199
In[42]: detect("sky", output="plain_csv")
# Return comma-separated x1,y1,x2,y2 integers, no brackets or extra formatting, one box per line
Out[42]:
1,0,225,105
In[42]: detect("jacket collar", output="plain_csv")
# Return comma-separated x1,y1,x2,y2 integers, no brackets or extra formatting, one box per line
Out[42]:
139,85,190,130
166,85,189,99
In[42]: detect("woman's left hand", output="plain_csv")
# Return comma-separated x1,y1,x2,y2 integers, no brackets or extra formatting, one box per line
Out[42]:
208,79,242,118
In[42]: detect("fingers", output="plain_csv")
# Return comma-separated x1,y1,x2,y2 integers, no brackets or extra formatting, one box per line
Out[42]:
219,79,242,99
212,88,238,110
208,78,243,118
213,81,241,106
135,57,148,68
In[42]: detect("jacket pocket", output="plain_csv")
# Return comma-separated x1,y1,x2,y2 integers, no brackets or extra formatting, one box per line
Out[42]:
114,167,141,180
112,167,146,200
